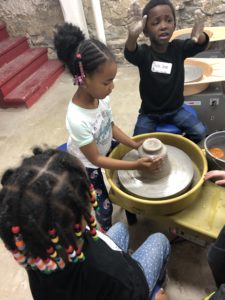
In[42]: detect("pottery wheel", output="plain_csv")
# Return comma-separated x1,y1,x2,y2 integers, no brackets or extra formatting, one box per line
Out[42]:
176,33,191,40
184,64,203,83
118,145,194,199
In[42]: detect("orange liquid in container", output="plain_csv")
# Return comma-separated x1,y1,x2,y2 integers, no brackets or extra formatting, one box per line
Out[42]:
209,147,225,159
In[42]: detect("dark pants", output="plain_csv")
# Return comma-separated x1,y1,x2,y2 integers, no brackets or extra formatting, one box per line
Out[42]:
134,106,206,143
208,225,225,287
86,167,112,232
207,225,225,299
85,140,120,231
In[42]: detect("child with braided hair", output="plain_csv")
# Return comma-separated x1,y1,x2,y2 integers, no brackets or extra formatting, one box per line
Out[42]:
53,23,162,232
0,148,170,300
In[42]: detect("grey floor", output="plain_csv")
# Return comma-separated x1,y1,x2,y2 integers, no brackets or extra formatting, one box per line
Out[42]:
0,66,216,299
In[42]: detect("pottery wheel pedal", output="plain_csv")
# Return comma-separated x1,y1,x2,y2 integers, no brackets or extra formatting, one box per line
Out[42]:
118,138,194,199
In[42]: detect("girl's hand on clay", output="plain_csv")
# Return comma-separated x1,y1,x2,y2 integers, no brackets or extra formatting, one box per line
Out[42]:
155,288,170,300
204,170,225,186
132,139,145,150
127,1,147,38
137,156,162,171
191,9,206,43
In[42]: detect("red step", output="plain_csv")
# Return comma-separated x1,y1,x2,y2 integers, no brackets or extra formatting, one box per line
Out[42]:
0,22,9,41
0,48,47,101
0,21,64,108
3,60,64,108
0,37,29,67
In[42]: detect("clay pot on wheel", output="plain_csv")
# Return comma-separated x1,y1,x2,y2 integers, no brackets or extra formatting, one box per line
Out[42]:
138,138,171,180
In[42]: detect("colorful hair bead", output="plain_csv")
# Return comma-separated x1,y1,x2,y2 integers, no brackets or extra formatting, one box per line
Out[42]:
89,185,98,206
86,214,99,240
73,53,85,86
48,228,62,250
89,228,98,241
76,53,85,75
66,245,73,254
34,257,47,272
50,250,57,259
27,257,37,269
12,249,27,266
66,245,77,263
11,226,20,234
74,75,84,86
46,245,65,269
15,239,26,252
89,215,97,228
74,223,83,241
78,252,85,261
89,183,95,194
76,247,85,262
11,225,27,254
47,245,57,259
47,246,54,255
56,256,66,269
89,188,99,211
44,258,58,272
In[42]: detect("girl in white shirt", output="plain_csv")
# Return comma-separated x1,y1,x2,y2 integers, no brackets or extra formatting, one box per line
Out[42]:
54,23,162,231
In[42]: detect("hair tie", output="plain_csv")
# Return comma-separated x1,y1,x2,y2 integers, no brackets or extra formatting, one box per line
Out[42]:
74,52,85,86
76,53,82,60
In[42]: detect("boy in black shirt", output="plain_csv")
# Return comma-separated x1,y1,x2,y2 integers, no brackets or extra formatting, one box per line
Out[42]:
124,0,209,143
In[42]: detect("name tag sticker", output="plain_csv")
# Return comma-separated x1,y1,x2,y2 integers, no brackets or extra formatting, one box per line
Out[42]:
151,61,172,74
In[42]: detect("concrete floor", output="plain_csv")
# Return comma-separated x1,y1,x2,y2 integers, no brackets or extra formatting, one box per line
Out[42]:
0,66,216,299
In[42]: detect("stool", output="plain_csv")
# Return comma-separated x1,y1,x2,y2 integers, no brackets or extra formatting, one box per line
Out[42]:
156,103,197,134
57,143,67,151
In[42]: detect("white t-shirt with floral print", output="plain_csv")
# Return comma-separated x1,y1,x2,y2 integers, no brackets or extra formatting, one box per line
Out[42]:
66,97,113,168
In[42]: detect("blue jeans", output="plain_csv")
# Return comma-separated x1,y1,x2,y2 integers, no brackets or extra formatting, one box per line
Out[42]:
134,106,206,143
107,222,170,298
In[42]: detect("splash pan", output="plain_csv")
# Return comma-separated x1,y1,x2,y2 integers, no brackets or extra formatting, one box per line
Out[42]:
105,133,207,216
118,145,194,199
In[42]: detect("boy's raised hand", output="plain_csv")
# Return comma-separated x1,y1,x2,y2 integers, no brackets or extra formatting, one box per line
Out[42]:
191,9,206,43
127,0,147,38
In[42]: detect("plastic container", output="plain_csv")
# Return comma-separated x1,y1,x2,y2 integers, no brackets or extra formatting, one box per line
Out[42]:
204,131,225,171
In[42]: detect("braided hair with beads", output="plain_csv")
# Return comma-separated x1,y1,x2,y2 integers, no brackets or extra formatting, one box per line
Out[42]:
0,148,99,274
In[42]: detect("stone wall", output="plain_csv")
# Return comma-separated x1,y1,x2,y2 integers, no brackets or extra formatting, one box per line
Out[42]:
0,0,64,57
0,0,225,62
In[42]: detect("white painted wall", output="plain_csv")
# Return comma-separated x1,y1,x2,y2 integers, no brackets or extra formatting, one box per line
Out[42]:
58,0,89,38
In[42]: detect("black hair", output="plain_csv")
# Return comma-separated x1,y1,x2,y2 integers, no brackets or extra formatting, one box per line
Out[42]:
0,148,91,261
142,0,176,35
53,22,115,77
